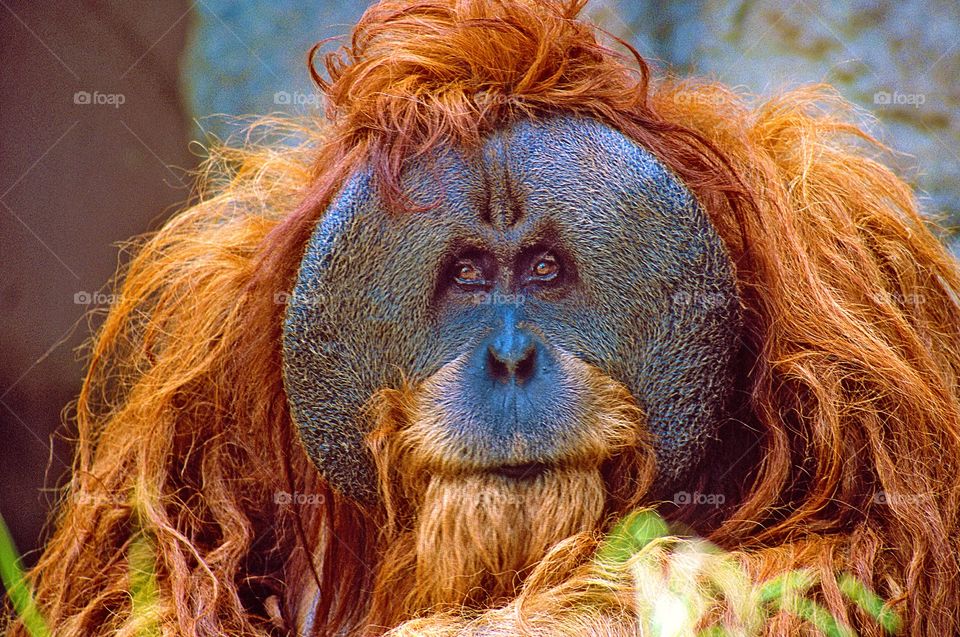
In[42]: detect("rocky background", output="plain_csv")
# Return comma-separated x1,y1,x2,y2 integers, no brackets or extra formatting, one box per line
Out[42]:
2,0,957,561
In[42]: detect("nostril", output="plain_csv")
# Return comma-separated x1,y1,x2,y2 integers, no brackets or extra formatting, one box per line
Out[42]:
514,343,536,384
487,345,510,381
486,341,537,384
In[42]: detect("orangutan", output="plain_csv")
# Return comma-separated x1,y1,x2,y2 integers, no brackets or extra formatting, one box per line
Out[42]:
6,1,960,635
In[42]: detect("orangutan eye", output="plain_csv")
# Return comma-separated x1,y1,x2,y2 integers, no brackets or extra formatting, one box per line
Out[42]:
454,260,485,286
530,253,560,281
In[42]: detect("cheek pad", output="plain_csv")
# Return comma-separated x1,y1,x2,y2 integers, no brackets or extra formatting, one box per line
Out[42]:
281,166,466,505
501,117,742,488
282,115,742,504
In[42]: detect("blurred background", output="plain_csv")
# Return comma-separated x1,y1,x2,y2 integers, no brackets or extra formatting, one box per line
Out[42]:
1,0,958,564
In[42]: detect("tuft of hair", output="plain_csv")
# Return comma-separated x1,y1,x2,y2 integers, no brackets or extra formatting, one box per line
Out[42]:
6,0,960,636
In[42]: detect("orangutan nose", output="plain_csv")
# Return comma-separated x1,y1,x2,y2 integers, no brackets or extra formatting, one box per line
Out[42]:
486,328,538,384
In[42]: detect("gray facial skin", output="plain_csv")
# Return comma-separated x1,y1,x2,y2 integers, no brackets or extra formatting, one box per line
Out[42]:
282,115,741,505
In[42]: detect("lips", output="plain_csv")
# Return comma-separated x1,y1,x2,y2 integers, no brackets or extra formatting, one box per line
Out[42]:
488,461,551,480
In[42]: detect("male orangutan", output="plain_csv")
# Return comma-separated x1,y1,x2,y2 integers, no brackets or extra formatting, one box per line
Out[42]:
5,0,960,635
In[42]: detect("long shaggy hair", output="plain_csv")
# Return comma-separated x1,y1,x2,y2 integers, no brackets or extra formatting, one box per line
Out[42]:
6,0,960,635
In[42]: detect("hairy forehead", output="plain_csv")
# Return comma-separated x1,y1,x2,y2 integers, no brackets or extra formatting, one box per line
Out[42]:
396,115,697,230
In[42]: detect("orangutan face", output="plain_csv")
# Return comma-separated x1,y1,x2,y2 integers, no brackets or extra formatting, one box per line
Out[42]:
281,114,740,605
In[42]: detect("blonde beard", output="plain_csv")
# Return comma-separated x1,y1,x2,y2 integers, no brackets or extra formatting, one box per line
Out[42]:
363,360,656,626
411,469,606,607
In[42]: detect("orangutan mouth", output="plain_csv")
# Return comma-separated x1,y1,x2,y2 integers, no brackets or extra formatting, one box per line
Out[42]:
488,461,552,480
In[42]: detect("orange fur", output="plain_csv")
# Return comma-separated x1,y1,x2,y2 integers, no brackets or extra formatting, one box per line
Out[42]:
5,1,960,635
363,363,655,628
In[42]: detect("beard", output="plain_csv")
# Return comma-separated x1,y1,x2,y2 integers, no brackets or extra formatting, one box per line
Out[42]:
363,361,655,626
410,469,606,607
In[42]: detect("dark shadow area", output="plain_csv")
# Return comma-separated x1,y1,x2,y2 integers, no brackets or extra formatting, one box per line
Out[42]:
1,0,196,565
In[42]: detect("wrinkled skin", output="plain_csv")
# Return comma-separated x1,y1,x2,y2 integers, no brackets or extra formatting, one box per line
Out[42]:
283,115,741,504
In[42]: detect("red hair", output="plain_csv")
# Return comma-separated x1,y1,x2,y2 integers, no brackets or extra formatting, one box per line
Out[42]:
7,1,960,635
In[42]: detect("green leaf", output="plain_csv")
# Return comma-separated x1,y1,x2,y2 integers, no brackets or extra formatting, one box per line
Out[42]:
0,512,51,637
790,597,855,637
595,508,670,566
757,569,816,605
127,513,162,637
838,573,903,634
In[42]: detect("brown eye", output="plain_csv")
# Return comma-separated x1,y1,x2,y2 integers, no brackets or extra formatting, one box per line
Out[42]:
531,254,559,280
454,260,484,285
